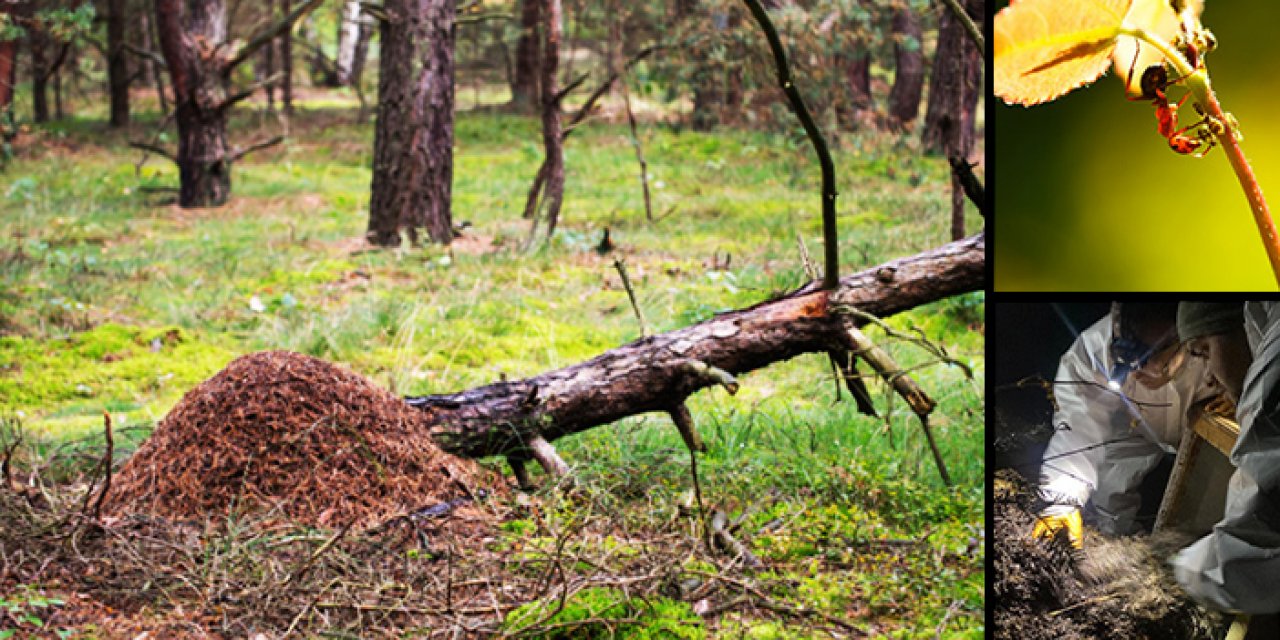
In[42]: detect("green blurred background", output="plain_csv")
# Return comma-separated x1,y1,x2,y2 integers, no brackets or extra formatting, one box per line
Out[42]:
996,1,1280,290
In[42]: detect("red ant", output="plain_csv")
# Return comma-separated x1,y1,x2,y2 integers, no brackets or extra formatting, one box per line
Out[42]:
1126,53,1216,157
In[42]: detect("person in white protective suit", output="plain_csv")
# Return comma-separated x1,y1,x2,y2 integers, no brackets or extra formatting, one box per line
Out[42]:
1033,303,1217,548
1173,301,1280,616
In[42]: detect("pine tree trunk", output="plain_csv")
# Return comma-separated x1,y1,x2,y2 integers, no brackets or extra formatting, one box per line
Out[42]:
537,0,565,238
886,5,923,130
140,12,169,113
510,0,541,111
156,0,234,207
30,30,49,123
107,0,130,127
367,0,456,246
0,37,14,128
921,0,982,239
264,0,277,111
281,0,293,114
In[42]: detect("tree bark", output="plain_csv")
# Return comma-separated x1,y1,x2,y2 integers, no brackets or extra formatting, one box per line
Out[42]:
922,0,982,240
154,0,320,207
281,0,293,115
535,0,565,239
140,10,169,113
30,27,49,122
367,0,456,246
107,0,130,127
886,4,923,131
409,234,985,462
510,0,541,111
156,0,233,206
263,0,277,111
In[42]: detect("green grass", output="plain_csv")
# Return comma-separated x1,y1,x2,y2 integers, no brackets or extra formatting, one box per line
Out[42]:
0,92,983,636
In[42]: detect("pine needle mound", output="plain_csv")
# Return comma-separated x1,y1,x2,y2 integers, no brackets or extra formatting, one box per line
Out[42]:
108,350,499,529
993,469,1221,640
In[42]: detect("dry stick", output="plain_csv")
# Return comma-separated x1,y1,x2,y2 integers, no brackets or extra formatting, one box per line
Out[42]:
936,0,983,53
948,156,986,218
844,307,974,378
669,403,711,550
669,403,706,454
229,135,286,163
709,509,764,570
508,456,533,489
619,76,653,221
841,321,951,486
1,418,23,493
743,0,839,290
283,522,352,586
129,111,178,171
528,435,570,477
612,258,649,338
81,412,114,519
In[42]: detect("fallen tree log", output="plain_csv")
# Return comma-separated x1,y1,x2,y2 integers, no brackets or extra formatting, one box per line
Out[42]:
408,234,984,476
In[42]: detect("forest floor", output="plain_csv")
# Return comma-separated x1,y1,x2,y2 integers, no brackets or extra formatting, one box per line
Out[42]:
0,89,984,638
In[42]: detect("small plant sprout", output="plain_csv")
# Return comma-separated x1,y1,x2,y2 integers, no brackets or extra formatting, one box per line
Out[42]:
996,0,1280,286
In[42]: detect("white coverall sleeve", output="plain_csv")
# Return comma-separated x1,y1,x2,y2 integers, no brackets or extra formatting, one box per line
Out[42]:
1039,319,1168,535
1174,302,1280,614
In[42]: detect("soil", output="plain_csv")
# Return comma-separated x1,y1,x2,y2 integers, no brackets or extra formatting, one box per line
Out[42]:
992,468,1222,640
107,350,502,530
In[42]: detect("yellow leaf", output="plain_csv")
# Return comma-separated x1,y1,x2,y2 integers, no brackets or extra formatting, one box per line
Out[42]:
994,0,1132,106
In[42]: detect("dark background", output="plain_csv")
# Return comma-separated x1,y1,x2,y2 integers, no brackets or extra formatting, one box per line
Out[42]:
993,302,1111,472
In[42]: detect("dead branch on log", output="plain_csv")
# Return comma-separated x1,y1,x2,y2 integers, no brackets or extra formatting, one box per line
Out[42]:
669,403,705,454
838,318,950,485
408,235,984,469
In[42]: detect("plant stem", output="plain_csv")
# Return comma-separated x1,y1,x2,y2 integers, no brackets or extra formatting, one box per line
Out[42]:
1123,26,1280,286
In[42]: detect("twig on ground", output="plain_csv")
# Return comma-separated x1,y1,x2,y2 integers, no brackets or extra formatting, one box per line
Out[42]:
613,258,649,338
88,411,114,520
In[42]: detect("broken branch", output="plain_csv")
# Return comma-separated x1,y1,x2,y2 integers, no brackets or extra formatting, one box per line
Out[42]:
128,140,177,164
229,136,286,163
669,403,706,454
225,0,324,72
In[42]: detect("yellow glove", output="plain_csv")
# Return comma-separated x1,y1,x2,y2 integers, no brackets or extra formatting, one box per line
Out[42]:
1032,507,1083,549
